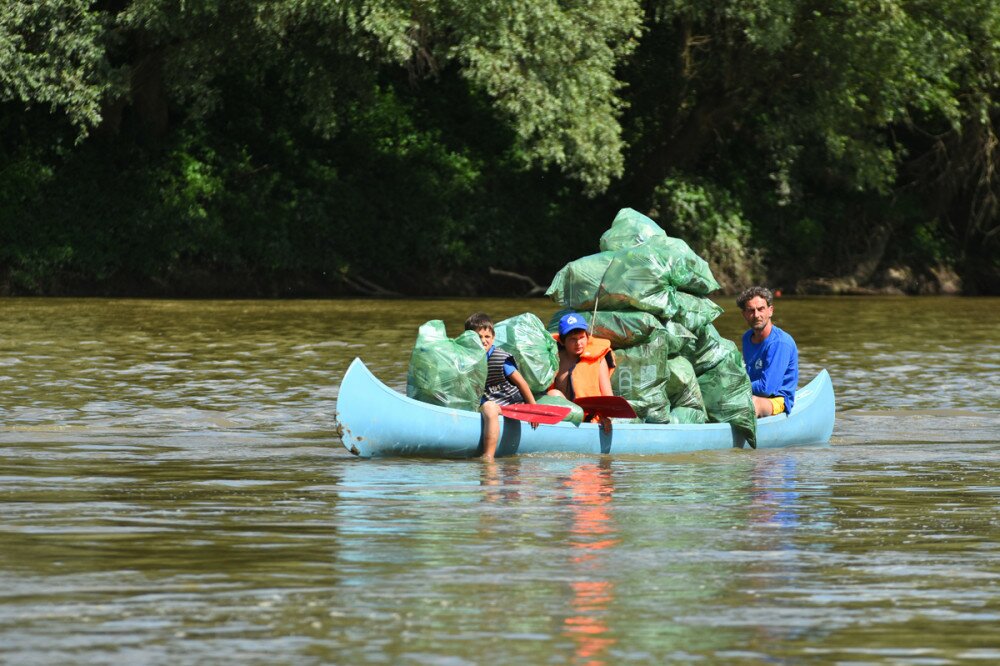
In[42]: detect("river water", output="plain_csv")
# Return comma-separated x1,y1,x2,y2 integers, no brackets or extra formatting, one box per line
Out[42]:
1,296,998,664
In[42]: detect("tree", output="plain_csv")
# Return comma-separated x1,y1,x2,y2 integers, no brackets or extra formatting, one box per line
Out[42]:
616,0,998,291
2,0,998,294
1,0,111,134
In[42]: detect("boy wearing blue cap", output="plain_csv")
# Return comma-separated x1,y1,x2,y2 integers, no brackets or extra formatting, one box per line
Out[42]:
550,312,616,432
464,312,537,461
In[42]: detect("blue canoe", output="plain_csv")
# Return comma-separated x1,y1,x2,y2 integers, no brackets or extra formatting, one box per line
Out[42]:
335,358,835,458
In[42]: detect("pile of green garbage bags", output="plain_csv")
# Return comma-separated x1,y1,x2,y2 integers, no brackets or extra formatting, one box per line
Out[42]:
546,208,757,447
406,314,559,413
405,320,487,413
404,207,756,447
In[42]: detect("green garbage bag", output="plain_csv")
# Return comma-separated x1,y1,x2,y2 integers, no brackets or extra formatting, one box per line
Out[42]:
669,406,709,425
656,320,696,356
547,254,675,318
546,238,720,316
599,207,667,251
406,320,486,412
494,313,558,395
599,211,719,296
547,308,692,350
680,323,735,375
697,347,757,448
610,330,674,423
608,235,720,297
667,290,724,331
584,243,712,317
537,394,584,426
545,251,628,313
665,356,707,423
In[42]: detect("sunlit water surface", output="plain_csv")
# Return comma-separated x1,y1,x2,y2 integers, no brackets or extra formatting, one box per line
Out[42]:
1,297,998,664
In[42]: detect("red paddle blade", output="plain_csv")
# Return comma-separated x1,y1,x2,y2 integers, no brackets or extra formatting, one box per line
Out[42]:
500,403,572,425
573,396,638,419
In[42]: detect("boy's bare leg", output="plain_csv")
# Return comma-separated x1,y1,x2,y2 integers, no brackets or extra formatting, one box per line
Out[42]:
480,401,501,461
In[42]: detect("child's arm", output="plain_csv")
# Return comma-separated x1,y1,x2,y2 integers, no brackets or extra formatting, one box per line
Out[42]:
508,369,536,404
598,357,613,396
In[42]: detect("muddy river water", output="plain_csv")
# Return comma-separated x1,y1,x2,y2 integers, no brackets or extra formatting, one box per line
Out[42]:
1,296,998,664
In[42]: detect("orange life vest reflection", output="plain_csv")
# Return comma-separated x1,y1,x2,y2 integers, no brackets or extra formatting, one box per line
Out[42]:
563,462,618,665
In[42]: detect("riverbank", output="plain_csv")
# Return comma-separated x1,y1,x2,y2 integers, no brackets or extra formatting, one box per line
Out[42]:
795,264,963,296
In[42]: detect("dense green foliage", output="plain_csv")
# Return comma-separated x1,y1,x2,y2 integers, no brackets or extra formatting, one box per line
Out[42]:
1,0,997,295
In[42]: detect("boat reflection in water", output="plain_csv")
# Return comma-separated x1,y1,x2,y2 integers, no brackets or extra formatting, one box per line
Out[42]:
562,460,619,665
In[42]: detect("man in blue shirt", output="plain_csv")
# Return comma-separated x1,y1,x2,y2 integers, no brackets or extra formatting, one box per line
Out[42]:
737,286,799,417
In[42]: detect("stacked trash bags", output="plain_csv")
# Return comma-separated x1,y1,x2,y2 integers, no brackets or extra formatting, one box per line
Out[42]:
545,208,757,447
405,313,567,415
405,207,756,447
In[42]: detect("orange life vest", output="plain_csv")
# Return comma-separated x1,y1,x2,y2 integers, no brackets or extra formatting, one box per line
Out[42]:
551,334,615,400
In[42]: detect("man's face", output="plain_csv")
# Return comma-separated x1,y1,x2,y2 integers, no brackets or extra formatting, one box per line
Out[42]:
742,296,773,333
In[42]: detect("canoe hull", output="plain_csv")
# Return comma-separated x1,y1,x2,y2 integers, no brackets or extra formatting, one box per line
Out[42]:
334,358,835,458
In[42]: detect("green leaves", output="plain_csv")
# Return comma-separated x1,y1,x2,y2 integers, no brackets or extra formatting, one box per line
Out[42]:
1,0,998,293
452,0,642,194
0,0,110,134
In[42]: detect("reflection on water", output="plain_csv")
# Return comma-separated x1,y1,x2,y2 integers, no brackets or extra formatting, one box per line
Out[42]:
1,296,999,663
563,461,618,666
750,455,801,529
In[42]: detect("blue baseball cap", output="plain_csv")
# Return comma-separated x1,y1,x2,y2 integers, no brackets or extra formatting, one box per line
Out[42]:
558,312,589,337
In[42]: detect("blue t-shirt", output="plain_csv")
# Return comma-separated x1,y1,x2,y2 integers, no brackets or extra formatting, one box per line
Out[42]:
742,325,799,414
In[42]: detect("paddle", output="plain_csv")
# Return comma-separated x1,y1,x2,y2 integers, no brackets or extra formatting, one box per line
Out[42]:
500,403,572,425
573,395,638,419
